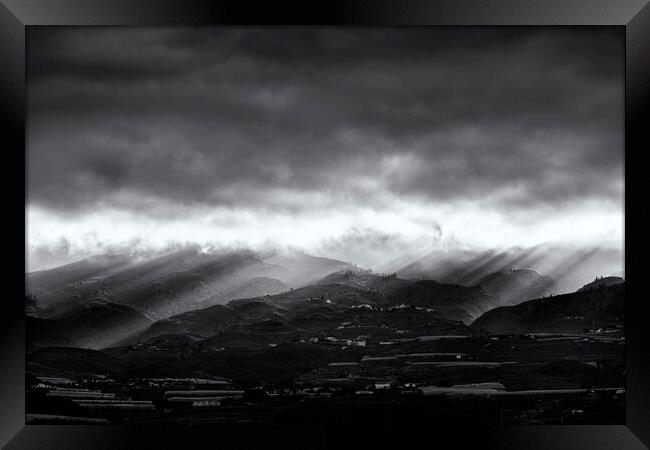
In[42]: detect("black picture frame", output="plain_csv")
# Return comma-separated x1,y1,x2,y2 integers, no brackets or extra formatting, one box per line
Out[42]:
2,1,648,448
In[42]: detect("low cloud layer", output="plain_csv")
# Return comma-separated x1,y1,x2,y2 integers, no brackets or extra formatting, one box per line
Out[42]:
27,27,624,271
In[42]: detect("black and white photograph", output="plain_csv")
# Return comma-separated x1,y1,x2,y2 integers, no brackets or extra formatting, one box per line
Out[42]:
24,26,626,426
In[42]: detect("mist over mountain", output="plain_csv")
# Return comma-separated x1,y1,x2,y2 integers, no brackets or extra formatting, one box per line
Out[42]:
25,241,622,351
25,247,353,348
395,243,622,295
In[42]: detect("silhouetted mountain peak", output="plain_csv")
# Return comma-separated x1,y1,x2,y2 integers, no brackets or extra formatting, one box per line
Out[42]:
577,276,624,292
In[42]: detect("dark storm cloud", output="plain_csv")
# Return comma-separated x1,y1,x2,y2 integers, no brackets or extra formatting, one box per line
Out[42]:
27,27,623,216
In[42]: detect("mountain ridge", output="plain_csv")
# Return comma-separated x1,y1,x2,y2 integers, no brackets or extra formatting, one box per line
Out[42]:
471,283,624,334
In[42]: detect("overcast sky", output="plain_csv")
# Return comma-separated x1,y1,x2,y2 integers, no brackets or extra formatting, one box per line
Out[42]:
26,27,624,271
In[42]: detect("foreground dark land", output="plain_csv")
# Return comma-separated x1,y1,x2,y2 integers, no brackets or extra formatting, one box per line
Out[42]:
25,252,625,425
25,337,625,424
26,311,625,425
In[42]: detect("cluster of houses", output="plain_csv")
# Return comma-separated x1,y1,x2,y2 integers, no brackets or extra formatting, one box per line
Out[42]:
323,351,471,370
296,335,368,347
31,375,252,415
163,389,245,407
137,377,231,388
34,376,155,414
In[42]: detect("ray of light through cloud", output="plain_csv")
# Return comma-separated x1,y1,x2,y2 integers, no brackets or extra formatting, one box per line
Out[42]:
26,27,624,278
